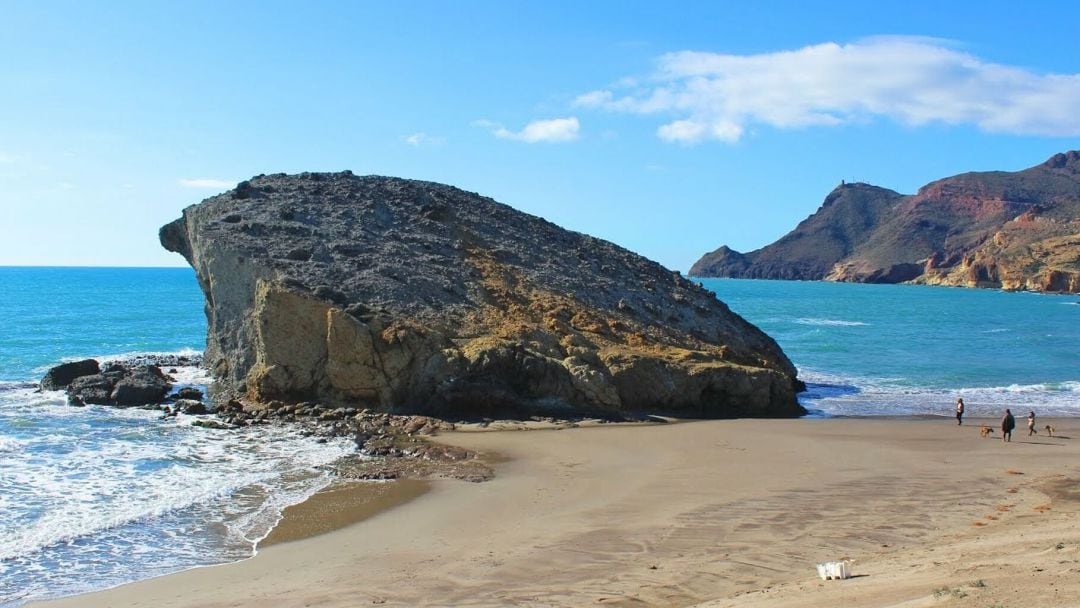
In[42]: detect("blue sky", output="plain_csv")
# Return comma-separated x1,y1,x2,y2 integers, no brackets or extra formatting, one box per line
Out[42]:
2,1,1079,270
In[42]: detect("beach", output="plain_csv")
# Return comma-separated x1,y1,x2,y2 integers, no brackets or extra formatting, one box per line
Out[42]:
34,417,1080,607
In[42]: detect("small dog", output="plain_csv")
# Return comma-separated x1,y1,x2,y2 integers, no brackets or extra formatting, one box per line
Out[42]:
980,426,994,438
1045,425,1055,437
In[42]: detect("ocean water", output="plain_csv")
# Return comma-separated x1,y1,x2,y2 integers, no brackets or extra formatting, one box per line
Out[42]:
0,268,353,606
1,269,1078,605
701,278,1080,417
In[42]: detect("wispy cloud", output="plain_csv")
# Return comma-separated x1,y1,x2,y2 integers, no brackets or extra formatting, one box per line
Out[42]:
178,178,235,189
401,132,445,146
575,37,1080,144
474,117,581,143
0,152,16,164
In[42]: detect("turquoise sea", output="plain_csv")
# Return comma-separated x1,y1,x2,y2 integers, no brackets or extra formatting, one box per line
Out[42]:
0,268,1077,605
0,268,353,606
700,278,1080,417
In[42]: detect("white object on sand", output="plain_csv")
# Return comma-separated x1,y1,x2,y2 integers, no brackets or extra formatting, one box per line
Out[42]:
816,560,851,580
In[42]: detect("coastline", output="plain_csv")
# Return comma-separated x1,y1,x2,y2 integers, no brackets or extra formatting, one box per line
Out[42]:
258,479,430,547
32,416,1080,607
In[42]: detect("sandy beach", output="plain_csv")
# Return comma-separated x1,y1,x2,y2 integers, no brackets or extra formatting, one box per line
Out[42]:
35,417,1080,608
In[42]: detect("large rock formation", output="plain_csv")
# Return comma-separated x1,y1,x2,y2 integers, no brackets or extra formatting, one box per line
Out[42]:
690,151,1080,293
161,173,804,419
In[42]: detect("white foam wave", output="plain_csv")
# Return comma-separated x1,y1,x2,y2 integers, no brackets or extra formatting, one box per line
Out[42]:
0,381,37,397
97,347,203,365
0,435,25,452
30,348,204,376
0,403,352,565
797,368,1080,417
794,317,869,327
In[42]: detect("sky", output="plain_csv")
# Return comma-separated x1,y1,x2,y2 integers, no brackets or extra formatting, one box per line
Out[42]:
3,0,1080,270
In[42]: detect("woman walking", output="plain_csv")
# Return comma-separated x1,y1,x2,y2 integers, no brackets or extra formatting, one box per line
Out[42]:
1002,409,1015,443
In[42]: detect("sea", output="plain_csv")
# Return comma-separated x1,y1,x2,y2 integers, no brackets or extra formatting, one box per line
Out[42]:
1,268,1078,605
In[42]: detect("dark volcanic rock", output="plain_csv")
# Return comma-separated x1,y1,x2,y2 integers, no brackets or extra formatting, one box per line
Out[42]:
40,359,101,391
110,366,171,406
161,173,804,419
66,374,115,405
62,364,172,407
174,399,208,415
691,152,1080,293
173,386,205,401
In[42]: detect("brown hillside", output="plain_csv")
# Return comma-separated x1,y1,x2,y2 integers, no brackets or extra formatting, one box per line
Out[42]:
691,151,1080,293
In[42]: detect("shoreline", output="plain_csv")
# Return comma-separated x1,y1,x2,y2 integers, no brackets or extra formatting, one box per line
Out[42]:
31,416,1080,607
258,478,430,548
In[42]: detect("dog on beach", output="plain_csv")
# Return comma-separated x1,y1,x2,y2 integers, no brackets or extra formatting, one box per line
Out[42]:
1045,425,1055,437
979,426,994,438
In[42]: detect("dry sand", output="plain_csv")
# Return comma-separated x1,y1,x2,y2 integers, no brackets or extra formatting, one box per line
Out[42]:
34,417,1080,607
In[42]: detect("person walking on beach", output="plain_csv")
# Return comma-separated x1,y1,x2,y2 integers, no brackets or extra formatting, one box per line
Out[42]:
955,398,965,425
1001,408,1015,443
1027,410,1037,436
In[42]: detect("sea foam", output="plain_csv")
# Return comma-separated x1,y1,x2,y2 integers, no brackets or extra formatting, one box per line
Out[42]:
793,317,869,327
797,368,1080,417
0,362,354,606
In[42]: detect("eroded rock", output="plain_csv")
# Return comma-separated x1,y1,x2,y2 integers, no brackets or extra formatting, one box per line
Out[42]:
40,359,100,391
161,173,804,418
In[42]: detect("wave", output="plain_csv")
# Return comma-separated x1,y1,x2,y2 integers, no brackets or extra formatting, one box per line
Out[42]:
0,381,36,393
0,435,26,453
0,390,352,603
793,317,869,327
30,348,205,377
0,426,352,599
796,368,1080,417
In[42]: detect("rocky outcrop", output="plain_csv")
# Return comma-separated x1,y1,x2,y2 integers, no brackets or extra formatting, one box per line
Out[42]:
39,359,100,391
691,151,1080,293
63,363,172,407
161,173,805,419
41,358,177,407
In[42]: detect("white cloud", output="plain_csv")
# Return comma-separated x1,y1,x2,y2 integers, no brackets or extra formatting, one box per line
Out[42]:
178,178,236,189
401,132,445,146
0,152,16,164
476,117,581,143
575,37,1080,143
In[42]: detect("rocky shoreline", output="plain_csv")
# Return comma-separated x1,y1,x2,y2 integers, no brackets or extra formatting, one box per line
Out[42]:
38,354,680,484
38,354,497,483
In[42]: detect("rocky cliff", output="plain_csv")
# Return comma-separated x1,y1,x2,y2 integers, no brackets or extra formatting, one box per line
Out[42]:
161,173,805,419
690,151,1080,293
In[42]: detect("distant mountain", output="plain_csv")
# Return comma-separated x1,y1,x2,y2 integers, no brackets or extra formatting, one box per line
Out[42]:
690,151,1080,293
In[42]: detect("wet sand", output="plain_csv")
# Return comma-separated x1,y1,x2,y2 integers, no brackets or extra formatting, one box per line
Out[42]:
34,417,1080,607
260,479,429,547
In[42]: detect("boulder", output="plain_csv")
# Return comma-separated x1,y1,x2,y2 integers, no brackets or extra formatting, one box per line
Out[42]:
161,173,805,419
192,419,232,430
173,386,205,401
110,366,171,406
174,399,208,415
66,374,115,405
40,359,100,391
